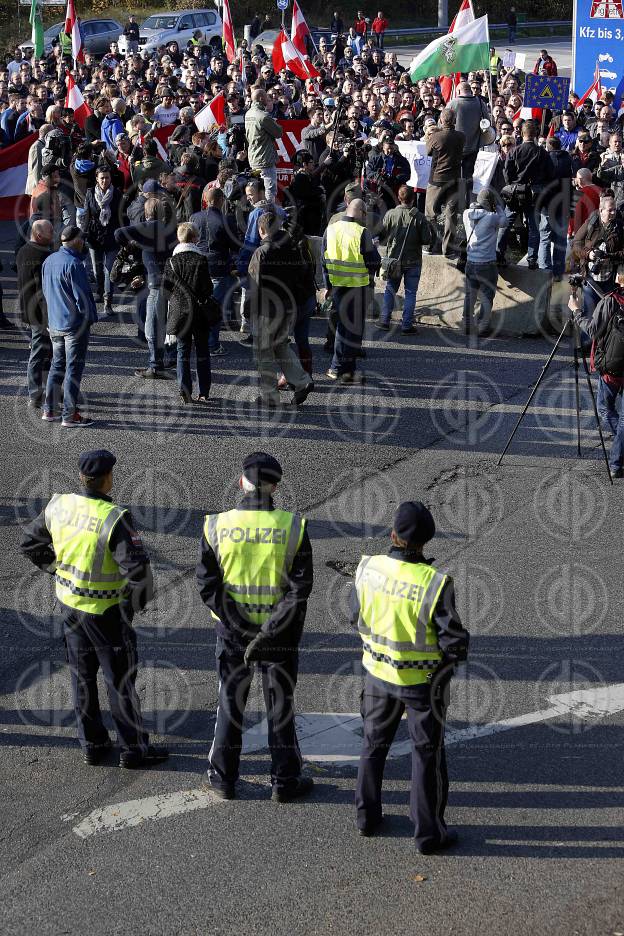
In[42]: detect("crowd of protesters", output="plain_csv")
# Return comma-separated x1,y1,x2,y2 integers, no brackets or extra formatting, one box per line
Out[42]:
2,16,624,419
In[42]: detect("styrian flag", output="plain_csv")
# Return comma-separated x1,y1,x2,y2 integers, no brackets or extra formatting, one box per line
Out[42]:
440,0,475,102
409,15,489,83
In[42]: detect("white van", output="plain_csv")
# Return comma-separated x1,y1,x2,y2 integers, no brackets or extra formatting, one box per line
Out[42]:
118,9,223,56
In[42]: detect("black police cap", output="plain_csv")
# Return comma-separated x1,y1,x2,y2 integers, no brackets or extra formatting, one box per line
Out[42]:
242,451,282,485
78,449,117,478
393,501,435,545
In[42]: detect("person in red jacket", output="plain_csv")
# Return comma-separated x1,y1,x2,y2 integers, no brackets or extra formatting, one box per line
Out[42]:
533,49,558,76
354,11,368,38
372,11,389,49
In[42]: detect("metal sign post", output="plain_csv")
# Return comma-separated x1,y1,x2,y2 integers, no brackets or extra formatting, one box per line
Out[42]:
277,0,289,29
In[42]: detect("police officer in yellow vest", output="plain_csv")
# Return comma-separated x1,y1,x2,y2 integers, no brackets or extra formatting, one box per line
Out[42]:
197,452,314,802
323,198,380,384
58,28,73,59
352,501,469,853
20,450,169,770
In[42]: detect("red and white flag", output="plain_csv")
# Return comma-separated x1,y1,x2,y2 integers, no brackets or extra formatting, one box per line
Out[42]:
0,132,36,221
65,73,92,129
439,0,475,102
222,0,236,64
575,63,602,110
194,92,227,131
64,0,84,63
512,106,543,122
291,0,313,58
272,29,319,81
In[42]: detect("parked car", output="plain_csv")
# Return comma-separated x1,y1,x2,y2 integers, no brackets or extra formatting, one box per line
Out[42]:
250,29,279,55
118,9,223,56
19,18,123,57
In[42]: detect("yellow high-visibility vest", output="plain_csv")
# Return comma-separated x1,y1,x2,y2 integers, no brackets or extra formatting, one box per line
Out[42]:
204,509,305,626
355,554,446,686
324,219,370,287
45,493,129,614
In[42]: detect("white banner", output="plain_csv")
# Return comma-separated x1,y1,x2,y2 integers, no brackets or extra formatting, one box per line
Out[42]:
471,150,499,194
394,140,431,192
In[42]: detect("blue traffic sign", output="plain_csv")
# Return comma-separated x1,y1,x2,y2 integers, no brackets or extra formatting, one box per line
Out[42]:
524,74,571,112
277,0,289,9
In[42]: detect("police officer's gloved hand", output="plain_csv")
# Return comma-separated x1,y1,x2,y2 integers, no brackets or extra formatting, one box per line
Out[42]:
243,634,265,667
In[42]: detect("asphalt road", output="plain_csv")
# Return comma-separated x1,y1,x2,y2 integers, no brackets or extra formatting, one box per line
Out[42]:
1,86,624,935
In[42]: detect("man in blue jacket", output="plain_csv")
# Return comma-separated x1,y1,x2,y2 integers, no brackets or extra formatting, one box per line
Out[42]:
41,225,97,427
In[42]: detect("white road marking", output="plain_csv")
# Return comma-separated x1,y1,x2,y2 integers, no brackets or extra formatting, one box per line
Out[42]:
72,787,220,839
71,683,624,837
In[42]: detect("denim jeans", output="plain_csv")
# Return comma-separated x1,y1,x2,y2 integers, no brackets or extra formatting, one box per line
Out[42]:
463,261,498,334
44,327,90,419
27,324,52,403
381,265,421,329
259,167,278,203
551,208,567,276
89,247,117,301
597,377,624,471
526,188,552,269
331,286,366,376
210,274,235,350
145,284,166,370
176,326,212,398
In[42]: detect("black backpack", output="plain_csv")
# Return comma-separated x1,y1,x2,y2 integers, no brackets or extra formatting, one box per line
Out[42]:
594,294,624,376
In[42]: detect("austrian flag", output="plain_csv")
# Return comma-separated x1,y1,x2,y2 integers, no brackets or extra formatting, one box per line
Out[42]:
65,73,92,129
194,93,227,131
64,0,84,63
272,29,319,81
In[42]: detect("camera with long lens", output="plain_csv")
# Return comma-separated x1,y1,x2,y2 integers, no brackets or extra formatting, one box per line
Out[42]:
569,273,584,289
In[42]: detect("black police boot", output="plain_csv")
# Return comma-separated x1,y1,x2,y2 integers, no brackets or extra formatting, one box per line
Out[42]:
271,776,314,803
82,738,113,766
119,744,169,769
416,829,458,855
358,816,384,837
207,776,236,800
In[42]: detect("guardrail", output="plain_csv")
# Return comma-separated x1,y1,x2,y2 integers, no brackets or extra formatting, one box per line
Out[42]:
312,19,572,41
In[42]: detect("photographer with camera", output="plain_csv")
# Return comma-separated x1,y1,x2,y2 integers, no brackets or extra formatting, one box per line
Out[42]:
572,192,624,319
569,263,624,477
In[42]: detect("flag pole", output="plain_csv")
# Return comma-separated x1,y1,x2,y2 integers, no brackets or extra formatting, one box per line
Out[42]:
487,38,494,107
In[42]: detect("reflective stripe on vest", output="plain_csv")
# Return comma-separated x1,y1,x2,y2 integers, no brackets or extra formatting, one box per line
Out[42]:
324,220,369,287
355,554,446,686
44,493,129,614
204,508,305,626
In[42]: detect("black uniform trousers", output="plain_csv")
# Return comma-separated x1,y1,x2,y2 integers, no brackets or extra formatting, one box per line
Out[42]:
63,608,149,754
208,643,303,793
355,674,449,849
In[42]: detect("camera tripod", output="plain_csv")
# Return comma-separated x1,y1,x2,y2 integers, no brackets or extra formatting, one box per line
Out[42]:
498,287,613,484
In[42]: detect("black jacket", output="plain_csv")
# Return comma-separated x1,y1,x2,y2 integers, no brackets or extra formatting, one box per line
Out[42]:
20,491,153,622
190,206,238,278
115,216,178,286
196,492,313,658
16,240,52,327
247,229,313,316
348,546,470,700
170,168,204,222
286,169,326,236
504,141,554,187
82,186,125,251
162,245,215,335
83,112,104,144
